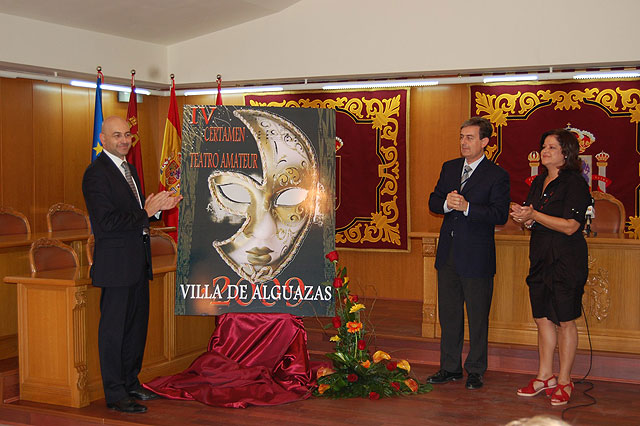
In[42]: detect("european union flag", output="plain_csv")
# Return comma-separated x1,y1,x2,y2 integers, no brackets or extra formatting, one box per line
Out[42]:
91,75,103,161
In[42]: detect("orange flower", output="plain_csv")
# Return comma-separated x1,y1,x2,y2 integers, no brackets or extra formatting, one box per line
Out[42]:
348,294,359,303
396,359,411,372
317,366,335,378
372,350,391,363
360,360,371,368
318,383,330,394
346,321,362,333
404,378,418,392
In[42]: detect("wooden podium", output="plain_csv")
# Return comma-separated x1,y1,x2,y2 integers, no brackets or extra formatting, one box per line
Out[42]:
4,254,215,408
412,230,640,355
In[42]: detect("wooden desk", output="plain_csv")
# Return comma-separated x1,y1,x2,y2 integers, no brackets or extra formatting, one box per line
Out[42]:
411,230,640,355
0,230,91,360
4,255,216,408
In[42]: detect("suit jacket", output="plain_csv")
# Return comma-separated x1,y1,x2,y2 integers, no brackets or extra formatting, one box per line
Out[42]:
82,152,152,287
428,157,510,278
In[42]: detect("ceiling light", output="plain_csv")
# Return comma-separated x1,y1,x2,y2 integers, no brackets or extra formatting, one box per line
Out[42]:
482,74,538,83
183,86,284,96
70,80,150,95
573,71,640,80
322,80,438,90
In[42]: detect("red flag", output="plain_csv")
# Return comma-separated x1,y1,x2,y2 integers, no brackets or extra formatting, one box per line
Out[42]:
216,75,223,106
125,72,145,195
158,76,182,241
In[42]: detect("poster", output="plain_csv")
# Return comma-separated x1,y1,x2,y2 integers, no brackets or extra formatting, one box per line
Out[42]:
175,106,336,316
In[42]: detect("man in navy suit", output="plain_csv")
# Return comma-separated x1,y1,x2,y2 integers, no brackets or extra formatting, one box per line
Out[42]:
427,117,510,390
82,116,181,413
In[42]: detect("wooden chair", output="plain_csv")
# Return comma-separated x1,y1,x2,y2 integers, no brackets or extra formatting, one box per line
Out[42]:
29,238,79,273
46,203,91,233
591,191,625,236
0,206,31,236
86,234,95,266
150,228,177,256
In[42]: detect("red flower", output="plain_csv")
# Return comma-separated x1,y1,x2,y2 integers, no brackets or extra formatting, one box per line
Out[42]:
386,361,397,371
347,373,358,383
369,391,380,400
348,294,359,303
332,316,341,328
390,382,401,392
357,340,366,350
333,277,343,288
325,251,339,263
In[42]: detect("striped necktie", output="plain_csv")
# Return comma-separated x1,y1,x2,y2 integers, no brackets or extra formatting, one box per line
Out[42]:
121,162,142,207
460,165,472,190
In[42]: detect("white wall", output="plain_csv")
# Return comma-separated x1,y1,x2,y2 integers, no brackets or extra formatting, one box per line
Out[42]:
169,0,640,84
2,0,639,86
0,13,167,84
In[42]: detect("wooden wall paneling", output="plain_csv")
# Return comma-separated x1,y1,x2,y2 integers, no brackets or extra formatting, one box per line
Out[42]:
33,82,64,233
61,86,91,212
0,78,3,203
409,85,469,233
0,78,34,230
339,238,424,301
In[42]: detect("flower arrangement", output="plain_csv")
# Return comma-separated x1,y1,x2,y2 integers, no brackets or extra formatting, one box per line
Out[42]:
314,250,432,399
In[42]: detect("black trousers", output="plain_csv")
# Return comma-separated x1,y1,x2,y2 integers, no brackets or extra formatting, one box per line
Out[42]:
437,247,493,375
98,279,150,403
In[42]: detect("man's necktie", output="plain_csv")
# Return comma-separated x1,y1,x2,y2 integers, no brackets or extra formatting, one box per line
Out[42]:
460,165,472,190
121,162,142,208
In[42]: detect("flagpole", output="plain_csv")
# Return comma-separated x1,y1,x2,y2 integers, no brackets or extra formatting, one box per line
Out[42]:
91,66,104,162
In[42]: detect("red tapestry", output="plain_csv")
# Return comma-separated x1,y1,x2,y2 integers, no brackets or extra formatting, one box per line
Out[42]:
245,90,409,251
471,80,640,217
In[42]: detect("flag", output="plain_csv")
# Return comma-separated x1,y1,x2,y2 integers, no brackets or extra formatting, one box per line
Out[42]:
91,72,104,161
216,75,223,105
125,75,145,196
159,77,182,241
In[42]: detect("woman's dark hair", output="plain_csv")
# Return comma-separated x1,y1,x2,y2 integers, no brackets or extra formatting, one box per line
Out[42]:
538,129,582,174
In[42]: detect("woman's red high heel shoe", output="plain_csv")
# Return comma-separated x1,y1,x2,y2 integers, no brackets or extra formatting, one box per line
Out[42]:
550,382,574,406
517,376,557,397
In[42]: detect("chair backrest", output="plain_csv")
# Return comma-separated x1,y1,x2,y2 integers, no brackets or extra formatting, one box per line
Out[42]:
0,206,31,236
86,234,95,266
47,203,91,233
150,228,177,256
29,238,79,273
591,191,625,236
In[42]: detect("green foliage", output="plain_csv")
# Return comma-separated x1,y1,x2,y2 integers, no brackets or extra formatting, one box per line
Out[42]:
314,253,433,399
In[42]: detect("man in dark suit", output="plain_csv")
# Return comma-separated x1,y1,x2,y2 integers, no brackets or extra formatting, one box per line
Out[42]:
82,116,181,413
427,117,510,390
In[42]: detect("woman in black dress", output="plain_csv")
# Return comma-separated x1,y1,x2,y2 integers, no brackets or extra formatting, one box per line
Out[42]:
510,129,591,406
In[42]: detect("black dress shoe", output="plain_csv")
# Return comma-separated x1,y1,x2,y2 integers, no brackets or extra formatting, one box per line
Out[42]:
107,397,147,413
466,373,484,390
427,369,464,384
128,386,161,401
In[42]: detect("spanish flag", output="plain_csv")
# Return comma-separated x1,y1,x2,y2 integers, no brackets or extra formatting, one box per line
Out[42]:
158,76,181,241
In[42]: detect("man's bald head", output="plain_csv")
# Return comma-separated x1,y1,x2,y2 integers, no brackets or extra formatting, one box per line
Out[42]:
99,116,132,159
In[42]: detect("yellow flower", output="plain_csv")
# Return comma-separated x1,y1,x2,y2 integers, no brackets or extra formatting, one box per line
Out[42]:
317,366,335,378
318,384,330,394
372,350,391,363
404,378,418,392
349,303,365,313
360,360,371,369
396,359,411,372
329,335,341,342
346,321,363,333
343,276,350,285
